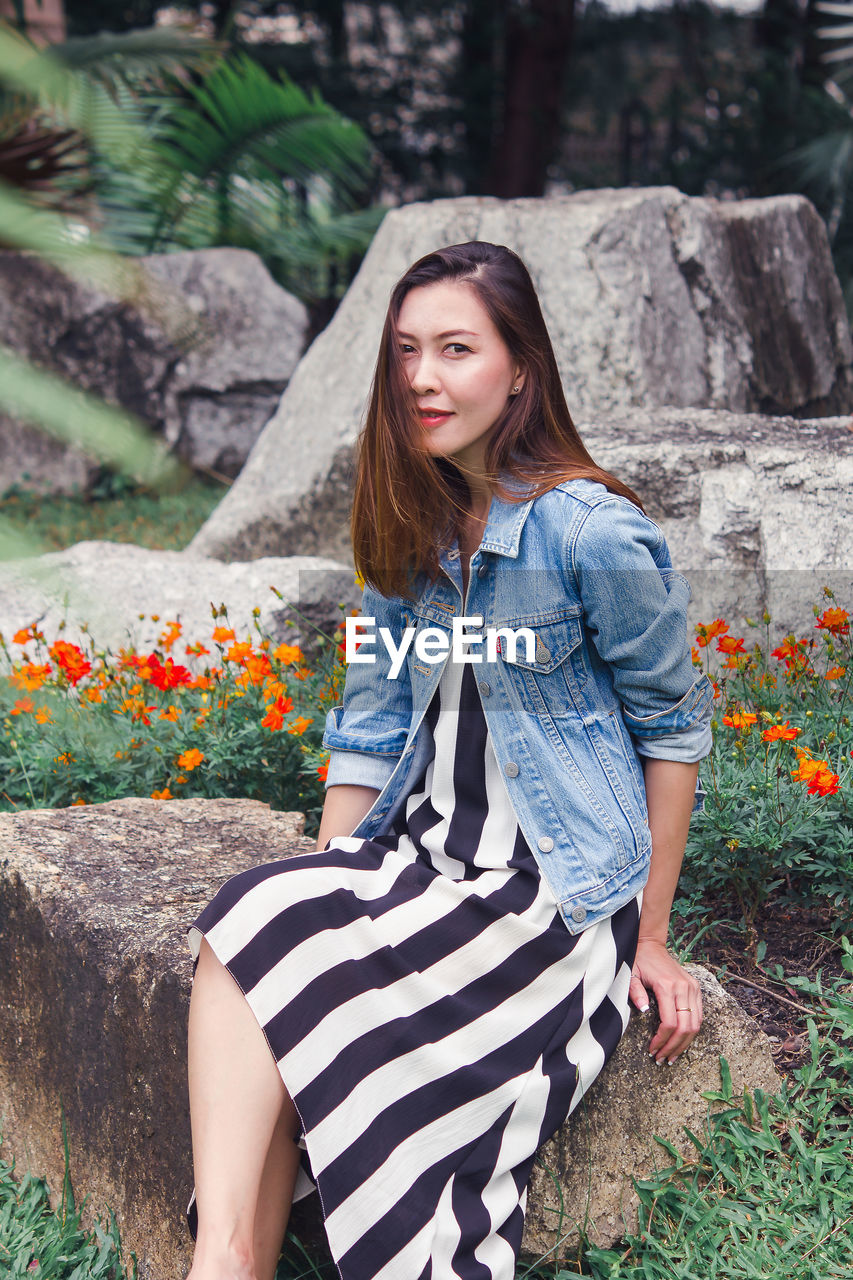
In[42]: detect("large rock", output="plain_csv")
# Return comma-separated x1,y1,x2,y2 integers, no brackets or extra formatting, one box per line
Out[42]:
188,188,853,562
0,248,308,490
586,406,853,638
0,541,358,657
0,799,779,1278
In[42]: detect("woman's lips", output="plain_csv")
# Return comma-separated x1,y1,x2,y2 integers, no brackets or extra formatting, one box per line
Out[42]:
419,409,453,426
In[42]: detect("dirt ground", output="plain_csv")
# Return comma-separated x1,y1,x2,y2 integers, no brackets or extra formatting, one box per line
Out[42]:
683,899,850,1078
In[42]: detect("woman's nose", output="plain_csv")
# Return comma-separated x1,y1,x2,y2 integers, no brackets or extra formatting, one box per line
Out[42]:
409,354,440,396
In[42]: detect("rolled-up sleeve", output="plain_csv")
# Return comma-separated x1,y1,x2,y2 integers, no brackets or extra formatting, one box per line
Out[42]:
570,497,713,764
322,583,414,789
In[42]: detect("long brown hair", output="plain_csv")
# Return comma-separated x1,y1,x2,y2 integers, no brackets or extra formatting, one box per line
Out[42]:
352,241,642,597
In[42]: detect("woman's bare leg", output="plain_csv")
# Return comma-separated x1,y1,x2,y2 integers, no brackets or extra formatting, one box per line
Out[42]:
187,938,301,1280
253,1107,302,1280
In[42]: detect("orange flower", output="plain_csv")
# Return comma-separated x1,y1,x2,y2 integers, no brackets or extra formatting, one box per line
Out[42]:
85,688,103,703
72,797,86,806
159,621,182,651
10,696,34,715
12,628,32,644
187,674,213,691
176,748,204,771
317,761,329,782
151,787,173,800
159,705,181,721
722,709,758,730
815,607,849,636
761,721,800,742
212,627,236,644
261,694,294,731
54,752,74,765
225,641,253,664
273,643,304,666
49,640,91,686
243,653,272,685
287,715,313,736
11,662,52,691
695,618,728,648
807,767,840,797
35,707,53,725
826,666,847,681
185,642,211,657
691,645,702,666
716,635,745,656
710,678,721,699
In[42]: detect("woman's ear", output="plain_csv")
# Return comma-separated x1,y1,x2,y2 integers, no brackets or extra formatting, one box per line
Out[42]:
511,367,525,395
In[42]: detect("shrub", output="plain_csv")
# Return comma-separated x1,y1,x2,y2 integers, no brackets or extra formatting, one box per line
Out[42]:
682,592,852,931
0,609,346,836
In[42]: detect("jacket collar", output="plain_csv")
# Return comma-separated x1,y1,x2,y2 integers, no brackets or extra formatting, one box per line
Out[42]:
479,490,535,558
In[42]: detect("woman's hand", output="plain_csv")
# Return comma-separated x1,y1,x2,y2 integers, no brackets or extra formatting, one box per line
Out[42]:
629,937,703,1065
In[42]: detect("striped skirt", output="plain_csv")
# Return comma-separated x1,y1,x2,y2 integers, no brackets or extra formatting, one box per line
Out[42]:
188,661,639,1279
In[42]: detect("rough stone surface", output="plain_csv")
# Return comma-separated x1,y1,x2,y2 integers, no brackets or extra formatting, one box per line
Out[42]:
584,406,853,637
0,798,314,1280
0,541,359,656
0,800,779,1276
0,248,308,490
188,188,853,562
522,964,781,1256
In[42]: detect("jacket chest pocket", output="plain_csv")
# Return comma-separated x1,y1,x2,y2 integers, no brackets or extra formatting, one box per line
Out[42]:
496,612,587,719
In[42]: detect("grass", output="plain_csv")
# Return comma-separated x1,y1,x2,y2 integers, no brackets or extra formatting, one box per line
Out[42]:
0,476,227,555
0,1125,133,1279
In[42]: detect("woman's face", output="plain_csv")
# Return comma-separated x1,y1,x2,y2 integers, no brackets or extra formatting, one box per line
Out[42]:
395,280,523,474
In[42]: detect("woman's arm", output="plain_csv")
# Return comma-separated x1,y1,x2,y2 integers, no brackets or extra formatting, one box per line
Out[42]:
316,783,381,852
629,757,703,1064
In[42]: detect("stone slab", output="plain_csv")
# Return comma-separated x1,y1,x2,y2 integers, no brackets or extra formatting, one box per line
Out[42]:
0,799,780,1275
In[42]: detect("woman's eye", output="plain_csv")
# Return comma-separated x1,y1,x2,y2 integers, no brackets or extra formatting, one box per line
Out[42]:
399,344,416,355
446,343,471,355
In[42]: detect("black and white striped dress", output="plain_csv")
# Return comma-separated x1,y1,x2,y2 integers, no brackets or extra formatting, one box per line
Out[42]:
189,656,640,1279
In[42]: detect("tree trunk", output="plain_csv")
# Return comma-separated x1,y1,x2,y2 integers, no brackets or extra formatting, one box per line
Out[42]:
488,0,575,198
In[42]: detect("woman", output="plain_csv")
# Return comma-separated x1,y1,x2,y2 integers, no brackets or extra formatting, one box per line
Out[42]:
186,241,714,1280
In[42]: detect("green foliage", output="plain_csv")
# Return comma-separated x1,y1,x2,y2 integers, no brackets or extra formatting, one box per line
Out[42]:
0,611,342,835
679,598,852,931
0,1135,134,1279
0,476,226,555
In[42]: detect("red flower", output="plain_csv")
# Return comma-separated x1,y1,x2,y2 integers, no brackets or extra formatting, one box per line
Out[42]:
48,640,91,686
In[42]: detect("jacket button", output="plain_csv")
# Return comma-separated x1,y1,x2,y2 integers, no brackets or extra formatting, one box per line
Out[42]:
477,562,489,578
537,836,554,853
478,681,491,697
536,644,551,663
504,761,519,778
570,905,587,924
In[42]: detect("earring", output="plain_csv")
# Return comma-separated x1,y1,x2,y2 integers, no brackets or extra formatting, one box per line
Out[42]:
512,385,520,394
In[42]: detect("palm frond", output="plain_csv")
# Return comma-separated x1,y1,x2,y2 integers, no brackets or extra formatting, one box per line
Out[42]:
52,26,219,90
155,54,373,198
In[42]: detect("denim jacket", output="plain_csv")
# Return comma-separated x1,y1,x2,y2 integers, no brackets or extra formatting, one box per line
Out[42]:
323,479,714,934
